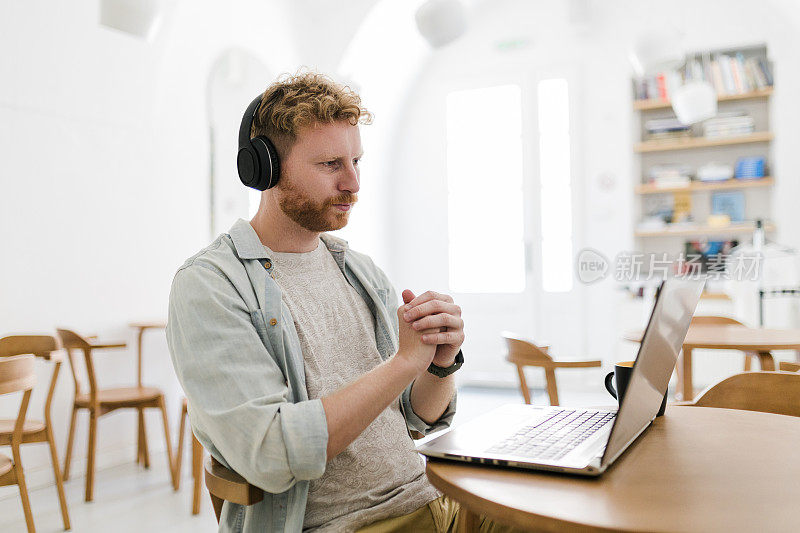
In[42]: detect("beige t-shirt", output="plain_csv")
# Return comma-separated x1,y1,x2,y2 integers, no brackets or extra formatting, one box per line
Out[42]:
267,239,440,533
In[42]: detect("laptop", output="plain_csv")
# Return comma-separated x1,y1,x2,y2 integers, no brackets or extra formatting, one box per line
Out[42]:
417,277,705,476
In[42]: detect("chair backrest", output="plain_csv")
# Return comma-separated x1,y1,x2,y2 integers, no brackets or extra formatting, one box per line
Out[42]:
691,371,800,417
1,335,63,418
56,329,91,350
0,354,37,396
779,361,800,373
0,354,37,445
204,456,263,523
56,328,95,397
501,331,553,366
0,335,59,359
691,315,746,327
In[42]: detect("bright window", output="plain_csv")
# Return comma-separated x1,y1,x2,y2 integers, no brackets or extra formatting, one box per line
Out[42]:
446,85,525,293
538,79,573,293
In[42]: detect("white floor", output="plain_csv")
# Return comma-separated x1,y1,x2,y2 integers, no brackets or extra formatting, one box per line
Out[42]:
0,386,611,532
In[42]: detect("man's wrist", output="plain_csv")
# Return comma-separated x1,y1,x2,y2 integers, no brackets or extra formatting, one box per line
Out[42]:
392,349,428,379
431,355,456,367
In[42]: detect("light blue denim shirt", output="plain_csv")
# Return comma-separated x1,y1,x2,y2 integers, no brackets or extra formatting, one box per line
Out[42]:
166,219,457,532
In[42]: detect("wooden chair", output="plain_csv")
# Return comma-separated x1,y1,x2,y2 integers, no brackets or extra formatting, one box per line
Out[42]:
57,328,177,501
502,332,601,406
0,336,70,530
679,371,800,417
0,354,37,533
691,316,774,371
176,398,204,515
205,455,264,523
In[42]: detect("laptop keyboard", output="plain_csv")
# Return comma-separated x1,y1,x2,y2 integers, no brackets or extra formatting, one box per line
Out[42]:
486,409,616,462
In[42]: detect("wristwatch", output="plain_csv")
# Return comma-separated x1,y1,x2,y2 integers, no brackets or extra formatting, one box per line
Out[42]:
427,350,464,378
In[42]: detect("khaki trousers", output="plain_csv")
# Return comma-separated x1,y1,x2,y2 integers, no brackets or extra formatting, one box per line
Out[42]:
356,495,523,533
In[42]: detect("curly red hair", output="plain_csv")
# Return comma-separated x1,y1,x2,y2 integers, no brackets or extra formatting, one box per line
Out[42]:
251,70,372,156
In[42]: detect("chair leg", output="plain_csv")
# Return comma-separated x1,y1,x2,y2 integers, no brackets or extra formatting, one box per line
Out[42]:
46,424,71,530
744,354,752,371
63,405,78,481
140,409,151,469
515,365,531,404
175,404,187,491
544,368,559,406
757,351,776,371
158,397,178,491
85,410,97,502
12,444,36,533
210,493,224,524
192,434,203,515
136,408,144,465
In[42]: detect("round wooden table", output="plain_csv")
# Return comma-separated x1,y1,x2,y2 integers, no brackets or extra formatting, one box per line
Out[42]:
623,325,800,400
425,407,800,532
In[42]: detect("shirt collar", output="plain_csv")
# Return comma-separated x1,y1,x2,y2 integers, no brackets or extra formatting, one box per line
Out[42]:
228,218,350,260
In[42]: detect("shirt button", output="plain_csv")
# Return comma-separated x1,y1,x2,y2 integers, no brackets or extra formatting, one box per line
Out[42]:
269,318,278,326
264,260,272,269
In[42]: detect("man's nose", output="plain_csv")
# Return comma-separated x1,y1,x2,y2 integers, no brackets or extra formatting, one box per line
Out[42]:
339,162,360,193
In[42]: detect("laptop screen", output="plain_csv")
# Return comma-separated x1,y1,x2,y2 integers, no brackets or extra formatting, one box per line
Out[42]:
600,277,705,467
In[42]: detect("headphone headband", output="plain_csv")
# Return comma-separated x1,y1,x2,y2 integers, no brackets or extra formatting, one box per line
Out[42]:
238,96,262,149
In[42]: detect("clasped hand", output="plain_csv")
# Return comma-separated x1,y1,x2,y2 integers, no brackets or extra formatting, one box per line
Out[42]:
397,289,464,369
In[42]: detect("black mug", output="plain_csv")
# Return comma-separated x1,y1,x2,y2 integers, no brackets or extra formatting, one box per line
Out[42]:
605,361,667,417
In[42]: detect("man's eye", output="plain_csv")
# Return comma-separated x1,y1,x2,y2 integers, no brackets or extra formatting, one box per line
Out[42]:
353,158,360,166
322,160,338,168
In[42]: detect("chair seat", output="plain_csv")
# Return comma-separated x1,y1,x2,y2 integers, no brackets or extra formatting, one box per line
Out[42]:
76,386,163,407
0,453,11,478
0,420,46,443
505,354,602,368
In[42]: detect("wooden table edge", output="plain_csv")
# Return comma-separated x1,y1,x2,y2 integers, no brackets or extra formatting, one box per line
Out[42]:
425,459,622,533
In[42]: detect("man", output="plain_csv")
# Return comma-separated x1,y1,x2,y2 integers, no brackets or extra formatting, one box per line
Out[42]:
167,72,513,532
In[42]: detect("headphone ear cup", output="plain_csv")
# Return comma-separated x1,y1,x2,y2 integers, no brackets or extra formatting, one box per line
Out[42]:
237,145,261,189
250,136,281,190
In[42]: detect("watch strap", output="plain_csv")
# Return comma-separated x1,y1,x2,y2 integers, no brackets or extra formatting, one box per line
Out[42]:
427,350,464,378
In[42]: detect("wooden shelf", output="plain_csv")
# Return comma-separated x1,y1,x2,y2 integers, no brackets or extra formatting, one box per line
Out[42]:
633,88,773,111
635,177,773,195
635,221,775,238
634,131,773,153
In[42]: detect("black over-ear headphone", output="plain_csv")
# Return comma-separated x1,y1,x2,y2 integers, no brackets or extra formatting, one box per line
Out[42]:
237,95,281,191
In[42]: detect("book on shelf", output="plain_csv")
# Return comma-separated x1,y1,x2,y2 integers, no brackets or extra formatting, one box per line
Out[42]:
673,191,692,222
711,191,746,222
702,111,754,138
644,117,691,140
633,45,773,101
646,164,692,188
643,110,757,142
